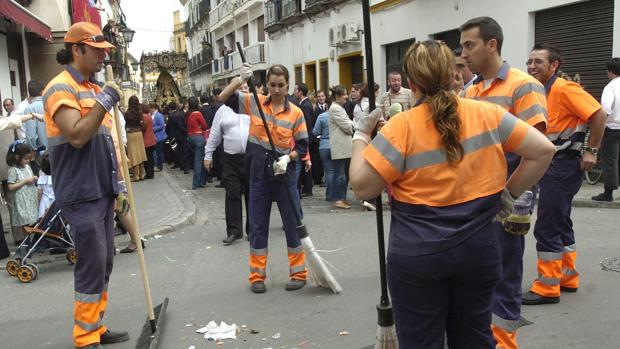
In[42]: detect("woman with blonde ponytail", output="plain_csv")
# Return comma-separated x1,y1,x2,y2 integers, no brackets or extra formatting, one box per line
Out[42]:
349,40,555,348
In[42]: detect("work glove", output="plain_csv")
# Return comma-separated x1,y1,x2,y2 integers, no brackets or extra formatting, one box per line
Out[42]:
95,81,122,111
273,154,291,176
115,192,130,217
494,187,517,223
503,191,533,235
238,63,253,83
353,108,383,144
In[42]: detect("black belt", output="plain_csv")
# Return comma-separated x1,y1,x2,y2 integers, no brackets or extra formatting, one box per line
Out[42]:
554,150,580,159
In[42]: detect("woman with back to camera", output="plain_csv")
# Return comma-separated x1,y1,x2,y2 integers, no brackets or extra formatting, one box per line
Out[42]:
349,40,555,348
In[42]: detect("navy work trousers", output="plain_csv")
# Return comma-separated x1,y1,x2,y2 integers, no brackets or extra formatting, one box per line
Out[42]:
63,196,115,295
387,226,500,349
534,157,583,252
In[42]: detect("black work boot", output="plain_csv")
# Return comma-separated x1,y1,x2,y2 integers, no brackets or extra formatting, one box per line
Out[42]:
100,329,129,344
522,291,560,305
251,281,266,293
285,279,306,291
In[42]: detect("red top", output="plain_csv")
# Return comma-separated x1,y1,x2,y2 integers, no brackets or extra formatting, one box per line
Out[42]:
186,111,207,135
142,113,157,147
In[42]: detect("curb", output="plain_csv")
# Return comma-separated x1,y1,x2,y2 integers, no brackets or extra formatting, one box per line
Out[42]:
0,170,197,270
572,199,620,209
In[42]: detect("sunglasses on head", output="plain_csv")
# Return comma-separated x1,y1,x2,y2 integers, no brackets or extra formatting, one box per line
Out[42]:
80,35,106,43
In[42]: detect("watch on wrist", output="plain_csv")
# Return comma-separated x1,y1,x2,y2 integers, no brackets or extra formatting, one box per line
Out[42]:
584,146,599,156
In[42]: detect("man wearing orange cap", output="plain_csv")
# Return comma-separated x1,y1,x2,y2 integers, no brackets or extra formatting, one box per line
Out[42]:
42,22,127,349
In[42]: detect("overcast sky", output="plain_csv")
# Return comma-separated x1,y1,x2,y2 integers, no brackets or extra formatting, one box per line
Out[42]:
121,0,184,60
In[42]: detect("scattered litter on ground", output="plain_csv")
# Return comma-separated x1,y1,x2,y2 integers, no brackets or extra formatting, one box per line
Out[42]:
153,235,163,239
339,331,350,336
298,340,310,346
187,346,195,349
196,321,237,341
250,329,260,334
115,248,120,253
206,246,212,250
165,256,176,262
130,273,136,276
271,332,281,339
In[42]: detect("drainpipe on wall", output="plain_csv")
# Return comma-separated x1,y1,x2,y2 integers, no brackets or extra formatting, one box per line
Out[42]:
21,25,31,83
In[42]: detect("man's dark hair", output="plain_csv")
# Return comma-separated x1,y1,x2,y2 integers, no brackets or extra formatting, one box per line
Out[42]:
200,95,210,104
27,80,45,97
168,101,177,110
453,47,463,57
607,57,620,75
297,82,308,96
56,43,86,65
212,88,222,97
148,103,160,110
40,151,51,175
532,43,563,71
3,98,14,107
387,71,402,79
459,16,504,55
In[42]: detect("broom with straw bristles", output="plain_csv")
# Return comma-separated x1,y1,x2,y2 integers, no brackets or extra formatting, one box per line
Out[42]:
359,1,398,347
235,42,342,294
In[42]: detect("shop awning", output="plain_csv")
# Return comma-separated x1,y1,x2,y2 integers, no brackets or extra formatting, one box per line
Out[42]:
0,0,52,42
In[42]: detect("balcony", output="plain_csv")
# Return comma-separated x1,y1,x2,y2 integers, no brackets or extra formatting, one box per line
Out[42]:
209,0,261,31
303,0,330,15
187,0,211,35
211,42,266,76
264,0,283,33
281,0,302,24
189,48,213,75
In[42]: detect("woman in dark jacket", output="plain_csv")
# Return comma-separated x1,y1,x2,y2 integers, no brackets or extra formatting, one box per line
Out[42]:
124,96,147,181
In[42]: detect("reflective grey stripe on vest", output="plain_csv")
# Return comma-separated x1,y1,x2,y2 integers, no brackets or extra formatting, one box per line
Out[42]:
48,125,111,147
287,246,303,254
250,247,268,256
492,313,520,332
537,276,560,286
42,83,77,107
294,130,309,140
516,104,547,122
563,244,576,253
290,265,306,274
75,291,103,304
474,95,512,107
405,128,500,170
75,319,102,332
77,91,96,101
512,82,546,102
250,267,266,276
547,125,586,142
248,134,291,154
370,133,405,173
498,112,518,144
538,251,562,261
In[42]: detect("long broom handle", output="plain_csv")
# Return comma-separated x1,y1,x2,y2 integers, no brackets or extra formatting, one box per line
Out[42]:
105,66,157,332
361,0,389,305
235,42,304,225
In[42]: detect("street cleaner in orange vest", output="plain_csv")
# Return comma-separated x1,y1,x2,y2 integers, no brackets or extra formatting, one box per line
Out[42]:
218,63,309,294
459,17,548,349
523,43,606,305
43,22,128,348
349,39,554,348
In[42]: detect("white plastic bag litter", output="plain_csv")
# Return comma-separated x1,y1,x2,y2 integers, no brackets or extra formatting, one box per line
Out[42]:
196,321,237,341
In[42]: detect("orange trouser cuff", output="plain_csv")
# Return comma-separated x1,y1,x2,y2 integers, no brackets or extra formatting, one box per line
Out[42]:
73,291,108,347
249,253,267,284
492,325,518,349
288,249,307,281
530,253,562,297
561,249,579,288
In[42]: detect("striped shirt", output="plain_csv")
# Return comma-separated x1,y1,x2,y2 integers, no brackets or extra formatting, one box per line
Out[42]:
43,65,119,206
379,87,414,118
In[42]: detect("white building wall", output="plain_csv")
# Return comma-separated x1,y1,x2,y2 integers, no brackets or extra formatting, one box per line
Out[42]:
268,0,619,93
267,1,364,90
371,0,620,90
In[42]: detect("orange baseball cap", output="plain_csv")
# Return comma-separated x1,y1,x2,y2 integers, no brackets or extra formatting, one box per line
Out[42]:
64,22,115,49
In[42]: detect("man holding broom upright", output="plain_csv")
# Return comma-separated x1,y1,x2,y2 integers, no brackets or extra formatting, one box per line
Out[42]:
218,63,309,294
43,22,129,349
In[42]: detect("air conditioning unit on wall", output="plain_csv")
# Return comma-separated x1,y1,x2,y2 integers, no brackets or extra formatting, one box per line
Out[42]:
329,26,342,46
340,20,359,43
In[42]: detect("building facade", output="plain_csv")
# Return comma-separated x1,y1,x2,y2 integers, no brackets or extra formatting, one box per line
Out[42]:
184,0,213,95
266,0,620,100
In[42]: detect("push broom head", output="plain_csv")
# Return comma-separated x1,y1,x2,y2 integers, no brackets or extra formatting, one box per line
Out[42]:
374,303,398,349
136,298,169,349
298,225,343,294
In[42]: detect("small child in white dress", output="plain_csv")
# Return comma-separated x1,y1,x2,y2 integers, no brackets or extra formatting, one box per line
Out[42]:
37,153,54,218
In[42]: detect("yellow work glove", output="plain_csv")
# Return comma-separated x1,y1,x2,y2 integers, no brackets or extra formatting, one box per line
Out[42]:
503,190,533,235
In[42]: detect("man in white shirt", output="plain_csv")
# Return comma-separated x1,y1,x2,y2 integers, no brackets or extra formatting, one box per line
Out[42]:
592,57,620,202
204,85,251,245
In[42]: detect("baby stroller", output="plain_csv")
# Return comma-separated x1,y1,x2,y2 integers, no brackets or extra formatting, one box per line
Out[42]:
5,201,74,283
